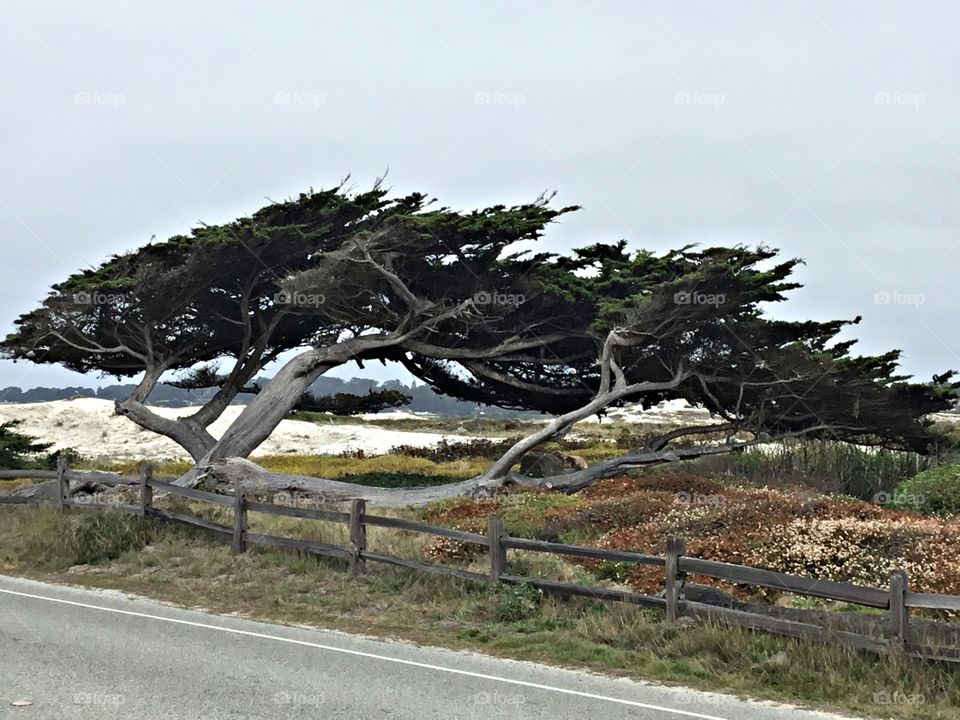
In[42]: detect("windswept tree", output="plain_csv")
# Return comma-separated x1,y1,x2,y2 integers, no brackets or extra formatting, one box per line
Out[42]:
3,183,954,501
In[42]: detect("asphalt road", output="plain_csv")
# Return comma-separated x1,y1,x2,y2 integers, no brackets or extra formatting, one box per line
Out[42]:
0,574,858,720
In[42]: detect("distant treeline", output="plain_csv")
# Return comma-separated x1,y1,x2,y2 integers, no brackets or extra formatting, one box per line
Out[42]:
0,378,539,419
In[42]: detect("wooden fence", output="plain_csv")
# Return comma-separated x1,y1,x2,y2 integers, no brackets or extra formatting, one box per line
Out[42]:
2,461,959,663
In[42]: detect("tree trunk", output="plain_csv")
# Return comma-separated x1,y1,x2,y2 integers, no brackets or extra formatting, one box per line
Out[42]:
188,334,404,474
113,364,217,462
198,441,752,507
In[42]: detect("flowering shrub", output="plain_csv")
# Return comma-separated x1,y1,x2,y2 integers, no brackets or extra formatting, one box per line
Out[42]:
753,517,960,595
418,471,960,599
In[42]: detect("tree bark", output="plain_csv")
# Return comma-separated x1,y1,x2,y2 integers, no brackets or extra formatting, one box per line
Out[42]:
113,364,217,461
477,368,691,482
198,439,756,507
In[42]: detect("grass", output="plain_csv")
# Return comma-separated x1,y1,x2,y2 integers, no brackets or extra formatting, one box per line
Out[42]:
1,504,958,719
81,453,490,483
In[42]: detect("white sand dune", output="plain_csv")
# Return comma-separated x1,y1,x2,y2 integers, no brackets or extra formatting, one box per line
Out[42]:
0,399,472,462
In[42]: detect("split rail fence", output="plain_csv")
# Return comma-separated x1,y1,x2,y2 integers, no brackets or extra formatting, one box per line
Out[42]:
2,461,959,663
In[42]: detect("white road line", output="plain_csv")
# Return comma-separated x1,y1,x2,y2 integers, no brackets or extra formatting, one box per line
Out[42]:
0,585,731,720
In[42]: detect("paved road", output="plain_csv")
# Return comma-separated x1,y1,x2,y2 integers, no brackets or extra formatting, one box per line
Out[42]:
0,574,857,719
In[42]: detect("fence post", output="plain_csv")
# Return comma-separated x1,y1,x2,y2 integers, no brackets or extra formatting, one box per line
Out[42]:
665,535,686,622
232,486,248,554
488,516,506,583
889,569,910,655
349,499,367,574
56,457,70,511
139,463,153,517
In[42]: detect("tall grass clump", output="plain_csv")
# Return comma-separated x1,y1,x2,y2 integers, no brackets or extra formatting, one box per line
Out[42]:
707,439,933,500
13,507,157,570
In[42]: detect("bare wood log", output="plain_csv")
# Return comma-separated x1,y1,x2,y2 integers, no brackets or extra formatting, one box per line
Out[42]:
232,487,248,554
488,516,506,583
65,470,152,486
665,536,685,622
201,458,480,506
149,480,234,507
139,464,153,517
349,499,366,574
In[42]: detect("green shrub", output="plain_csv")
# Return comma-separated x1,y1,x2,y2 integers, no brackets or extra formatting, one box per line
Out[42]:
0,421,52,469
892,464,960,516
390,438,515,462
494,583,542,622
336,471,462,488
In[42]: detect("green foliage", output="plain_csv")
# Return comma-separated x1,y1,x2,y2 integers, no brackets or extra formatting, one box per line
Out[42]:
294,389,411,415
893,464,960,516
494,582,543,622
335,471,462,488
390,437,515,462
0,421,51,469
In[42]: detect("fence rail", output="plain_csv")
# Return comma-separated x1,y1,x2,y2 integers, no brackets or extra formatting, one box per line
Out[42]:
2,462,958,663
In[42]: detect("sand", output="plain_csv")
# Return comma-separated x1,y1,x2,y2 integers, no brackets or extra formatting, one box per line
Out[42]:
6,396,940,463
0,399,472,462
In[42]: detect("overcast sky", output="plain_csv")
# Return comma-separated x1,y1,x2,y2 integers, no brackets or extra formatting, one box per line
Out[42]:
2,1,958,390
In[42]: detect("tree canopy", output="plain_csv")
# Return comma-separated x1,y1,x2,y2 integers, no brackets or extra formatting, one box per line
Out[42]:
3,181,954,495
